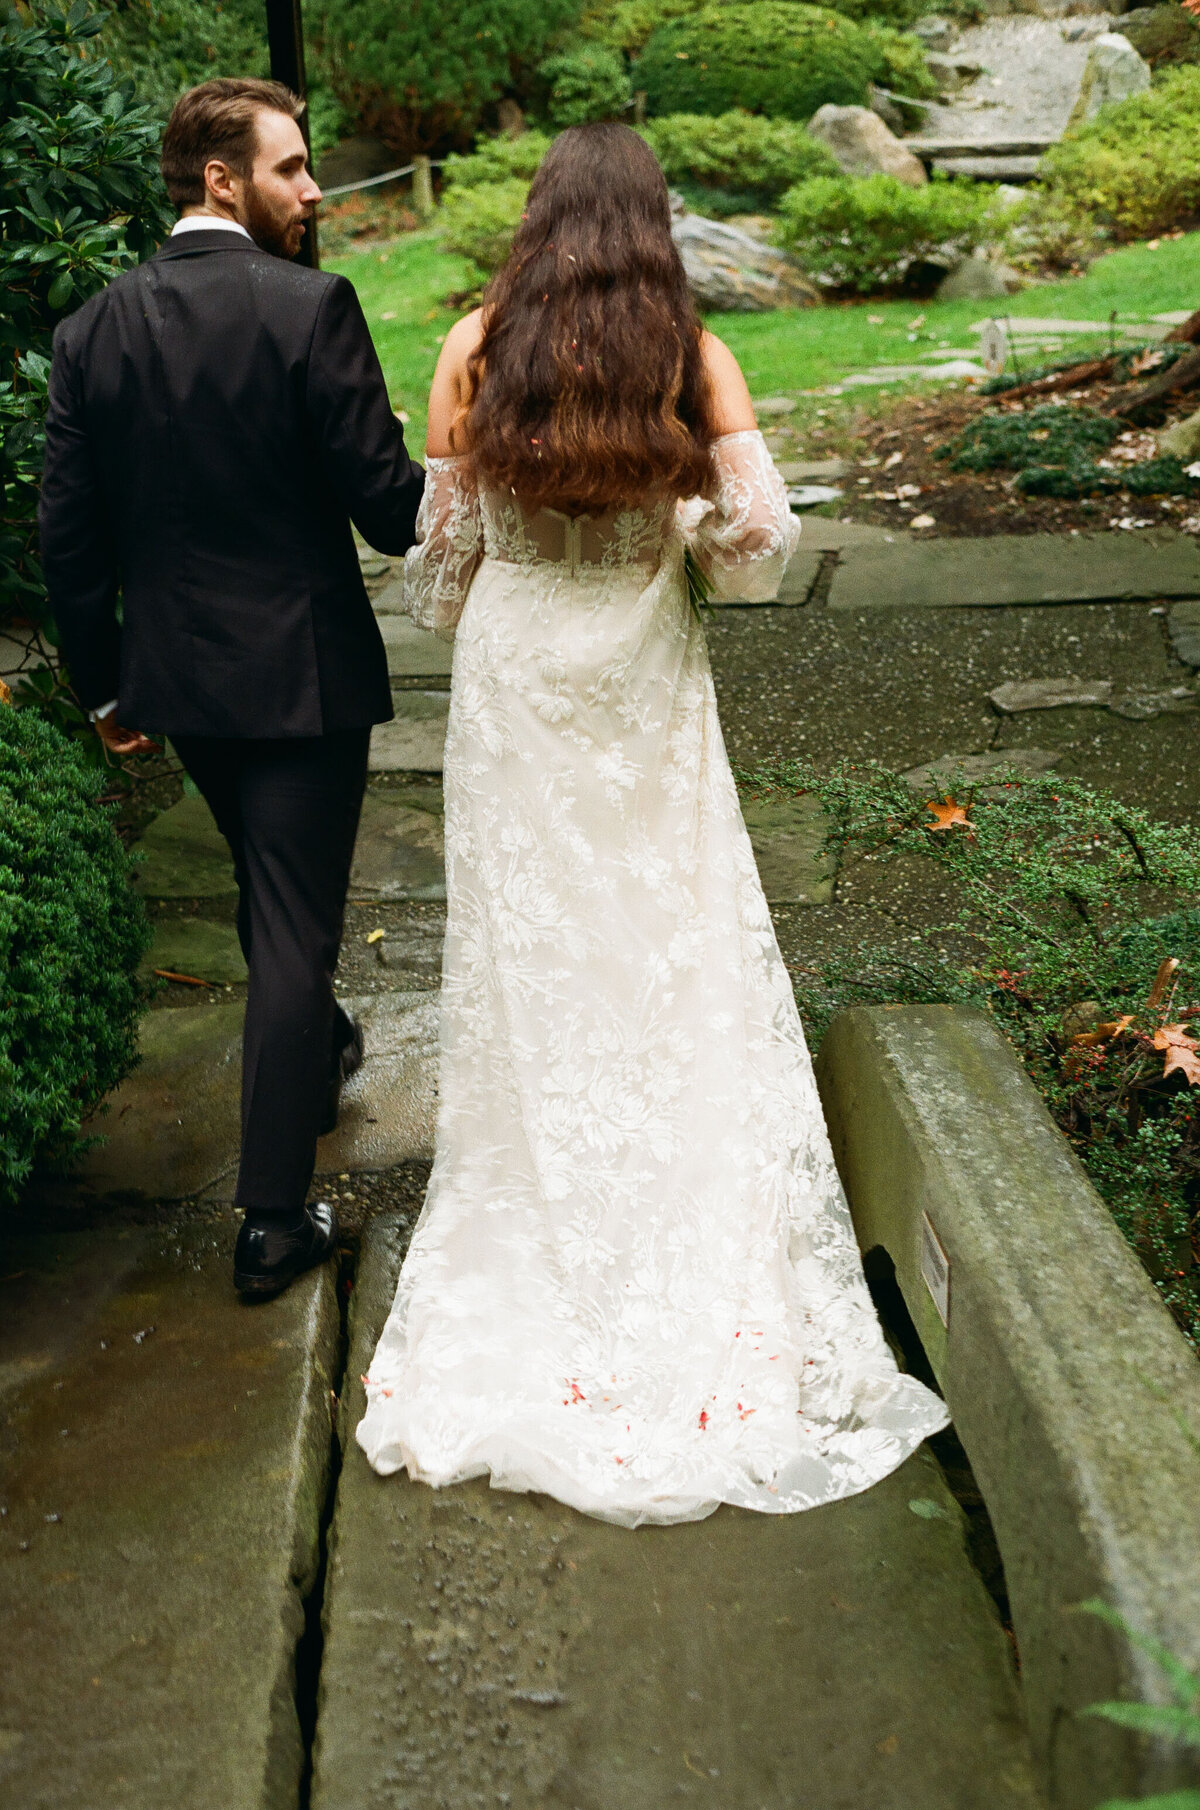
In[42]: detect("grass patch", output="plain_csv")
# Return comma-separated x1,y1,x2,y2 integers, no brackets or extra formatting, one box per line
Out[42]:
328,228,1200,455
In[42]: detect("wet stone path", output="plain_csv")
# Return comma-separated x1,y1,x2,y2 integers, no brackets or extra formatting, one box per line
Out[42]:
4,520,1199,1807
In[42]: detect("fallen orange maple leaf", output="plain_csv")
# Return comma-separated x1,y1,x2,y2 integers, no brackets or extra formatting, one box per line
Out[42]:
1183,0,1200,19
1153,1023,1200,1087
924,796,972,832
1071,1014,1135,1048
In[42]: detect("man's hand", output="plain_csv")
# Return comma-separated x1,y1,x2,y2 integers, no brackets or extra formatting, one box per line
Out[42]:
94,714,160,758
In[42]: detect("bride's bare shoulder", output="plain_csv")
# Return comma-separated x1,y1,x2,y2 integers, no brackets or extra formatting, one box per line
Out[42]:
699,330,758,435
426,309,486,457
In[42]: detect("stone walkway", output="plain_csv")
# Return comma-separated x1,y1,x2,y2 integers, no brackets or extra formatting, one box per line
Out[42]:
6,514,1200,1806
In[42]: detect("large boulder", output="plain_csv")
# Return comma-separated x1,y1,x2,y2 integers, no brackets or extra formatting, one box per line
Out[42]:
671,212,818,312
1117,5,1200,70
1157,405,1200,462
806,105,928,188
1066,33,1151,127
936,254,1023,300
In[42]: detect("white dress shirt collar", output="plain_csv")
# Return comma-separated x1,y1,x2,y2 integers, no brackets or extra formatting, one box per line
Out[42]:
171,215,253,240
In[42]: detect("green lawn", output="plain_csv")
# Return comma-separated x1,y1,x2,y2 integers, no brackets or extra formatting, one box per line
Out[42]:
328,228,1200,456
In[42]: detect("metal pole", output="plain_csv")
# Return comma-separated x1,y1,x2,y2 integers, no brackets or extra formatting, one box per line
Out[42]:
264,0,319,267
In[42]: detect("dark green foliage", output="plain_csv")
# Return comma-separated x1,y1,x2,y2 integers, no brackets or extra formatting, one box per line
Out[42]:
642,111,837,207
1120,1,1200,71
0,703,150,1205
1018,455,1200,498
441,129,553,190
775,172,1006,292
636,3,882,121
309,0,582,157
0,0,171,654
1081,1599,1200,1810
938,403,1122,472
538,42,631,127
938,402,1200,499
97,0,267,118
739,757,1200,1348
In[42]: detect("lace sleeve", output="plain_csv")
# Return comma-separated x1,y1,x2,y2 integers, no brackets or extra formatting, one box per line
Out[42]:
678,429,801,604
402,454,483,641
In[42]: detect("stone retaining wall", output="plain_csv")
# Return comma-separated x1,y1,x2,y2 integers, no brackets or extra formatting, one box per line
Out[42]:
814,1004,1200,1810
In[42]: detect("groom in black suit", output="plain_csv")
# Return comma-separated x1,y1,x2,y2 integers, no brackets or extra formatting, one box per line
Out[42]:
39,78,424,1297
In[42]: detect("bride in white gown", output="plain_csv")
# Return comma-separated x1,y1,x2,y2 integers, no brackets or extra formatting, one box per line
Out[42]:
357,123,948,1526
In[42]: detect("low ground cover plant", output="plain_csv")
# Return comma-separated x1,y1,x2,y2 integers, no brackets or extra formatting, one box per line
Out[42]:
739,758,1200,1349
937,399,1200,499
0,702,150,1206
775,172,1010,292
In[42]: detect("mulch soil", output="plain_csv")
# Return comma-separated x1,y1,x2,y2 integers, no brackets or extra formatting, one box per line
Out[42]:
828,373,1200,539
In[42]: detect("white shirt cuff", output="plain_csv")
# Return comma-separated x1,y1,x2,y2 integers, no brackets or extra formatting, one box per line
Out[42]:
90,699,119,722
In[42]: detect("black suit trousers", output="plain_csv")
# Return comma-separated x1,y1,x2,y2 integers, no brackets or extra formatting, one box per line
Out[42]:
172,731,370,1214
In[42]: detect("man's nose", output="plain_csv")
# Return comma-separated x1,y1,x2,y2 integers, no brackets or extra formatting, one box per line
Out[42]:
301,175,323,206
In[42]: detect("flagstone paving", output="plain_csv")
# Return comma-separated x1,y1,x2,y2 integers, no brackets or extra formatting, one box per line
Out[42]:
0,1223,338,1810
370,692,449,772
309,1216,1042,1810
141,915,248,985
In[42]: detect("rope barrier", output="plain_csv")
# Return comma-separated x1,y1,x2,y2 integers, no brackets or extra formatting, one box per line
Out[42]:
321,159,445,200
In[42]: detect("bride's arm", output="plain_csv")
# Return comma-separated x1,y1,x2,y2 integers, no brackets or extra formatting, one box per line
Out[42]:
403,314,486,640
678,333,801,604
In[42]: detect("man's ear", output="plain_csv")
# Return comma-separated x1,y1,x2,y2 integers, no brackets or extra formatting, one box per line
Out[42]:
203,158,238,206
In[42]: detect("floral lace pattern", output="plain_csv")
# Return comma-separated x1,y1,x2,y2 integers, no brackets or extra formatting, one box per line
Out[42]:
358,430,949,1526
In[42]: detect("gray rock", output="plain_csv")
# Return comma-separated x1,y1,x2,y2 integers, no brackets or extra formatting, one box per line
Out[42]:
925,51,985,90
1067,32,1151,126
0,1223,338,1810
349,787,445,902
141,916,247,985
867,81,908,134
989,677,1114,712
776,457,849,482
933,154,1043,180
310,1215,1041,1810
368,691,449,772
131,794,237,899
741,792,837,903
815,1006,1200,1804
787,484,845,508
755,395,800,417
671,213,818,312
1157,407,1200,462
936,255,1021,301
901,747,1059,790
913,13,957,51
1169,598,1200,668
807,104,929,188
1107,684,1196,719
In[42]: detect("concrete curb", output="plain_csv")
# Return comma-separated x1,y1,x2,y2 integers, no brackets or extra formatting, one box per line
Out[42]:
814,1005,1200,1810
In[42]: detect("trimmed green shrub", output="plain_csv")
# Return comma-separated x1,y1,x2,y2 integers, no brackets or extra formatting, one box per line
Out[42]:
0,1,170,650
441,129,552,191
0,704,151,1205
636,4,884,121
310,0,581,157
439,175,529,277
1036,65,1200,243
538,43,631,127
775,172,1007,291
642,111,837,206
864,23,941,100
738,757,1200,1349
579,0,701,57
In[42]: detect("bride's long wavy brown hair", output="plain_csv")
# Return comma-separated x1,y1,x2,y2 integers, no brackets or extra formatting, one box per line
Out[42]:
459,122,718,515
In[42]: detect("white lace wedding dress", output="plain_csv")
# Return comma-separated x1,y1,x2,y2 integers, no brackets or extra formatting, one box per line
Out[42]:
356,430,949,1526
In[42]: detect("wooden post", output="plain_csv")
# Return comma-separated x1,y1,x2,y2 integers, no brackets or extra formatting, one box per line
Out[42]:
412,155,435,223
264,0,319,268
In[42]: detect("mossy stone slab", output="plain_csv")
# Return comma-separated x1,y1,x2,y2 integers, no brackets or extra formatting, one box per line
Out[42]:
348,790,445,902
0,1223,337,1810
379,613,454,679
741,792,837,904
72,992,437,1203
830,531,1200,611
140,917,248,985
131,795,237,899
369,693,449,772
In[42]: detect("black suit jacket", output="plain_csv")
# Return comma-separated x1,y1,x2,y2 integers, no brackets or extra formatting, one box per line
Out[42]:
38,229,424,737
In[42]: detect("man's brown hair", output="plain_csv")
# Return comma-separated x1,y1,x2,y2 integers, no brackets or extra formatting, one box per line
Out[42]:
161,78,304,209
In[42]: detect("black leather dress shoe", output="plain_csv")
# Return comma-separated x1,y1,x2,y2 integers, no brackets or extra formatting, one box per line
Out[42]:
320,1014,365,1137
233,1202,339,1300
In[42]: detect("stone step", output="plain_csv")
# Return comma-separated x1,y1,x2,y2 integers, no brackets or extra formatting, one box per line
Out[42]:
68,991,437,1203
378,612,454,680
0,1224,339,1810
309,1217,1043,1810
828,530,1200,611
370,693,449,773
